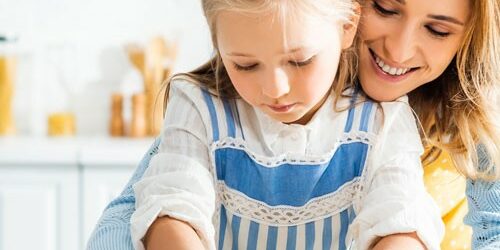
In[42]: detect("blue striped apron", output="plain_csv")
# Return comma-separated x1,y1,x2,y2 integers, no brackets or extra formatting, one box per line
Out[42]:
201,90,375,250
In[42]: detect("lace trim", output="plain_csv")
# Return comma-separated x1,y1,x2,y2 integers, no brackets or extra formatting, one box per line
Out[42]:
209,131,376,168
216,180,362,226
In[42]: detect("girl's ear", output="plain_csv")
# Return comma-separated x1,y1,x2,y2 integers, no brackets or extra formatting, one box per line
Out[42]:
341,2,361,49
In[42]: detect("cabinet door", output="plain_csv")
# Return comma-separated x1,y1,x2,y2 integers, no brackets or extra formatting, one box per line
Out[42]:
0,167,79,250
82,167,134,246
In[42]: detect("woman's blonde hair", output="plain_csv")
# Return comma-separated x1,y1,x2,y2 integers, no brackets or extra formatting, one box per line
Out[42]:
410,0,500,180
162,0,359,111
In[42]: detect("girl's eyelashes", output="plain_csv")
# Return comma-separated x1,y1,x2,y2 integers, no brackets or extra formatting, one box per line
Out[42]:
234,63,258,71
233,56,315,71
372,0,398,16
289,56,315,67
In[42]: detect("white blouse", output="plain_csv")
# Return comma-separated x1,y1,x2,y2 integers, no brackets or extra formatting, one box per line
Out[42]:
130,80,444,250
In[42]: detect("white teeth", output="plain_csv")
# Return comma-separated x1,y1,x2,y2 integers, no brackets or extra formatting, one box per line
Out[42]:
382,64,390,72
374,54,411,76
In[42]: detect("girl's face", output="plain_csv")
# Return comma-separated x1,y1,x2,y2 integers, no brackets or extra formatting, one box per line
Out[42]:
217,10,357,125
358,0,470,101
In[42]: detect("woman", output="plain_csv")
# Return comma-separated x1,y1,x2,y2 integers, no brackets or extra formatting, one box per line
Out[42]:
355,0,500,249
359,0,500,249
87,0,500,249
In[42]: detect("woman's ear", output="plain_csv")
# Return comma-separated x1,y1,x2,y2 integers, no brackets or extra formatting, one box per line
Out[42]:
341,2,361,49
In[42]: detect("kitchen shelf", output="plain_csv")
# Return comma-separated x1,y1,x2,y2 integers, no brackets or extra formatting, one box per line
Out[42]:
0,136,154,167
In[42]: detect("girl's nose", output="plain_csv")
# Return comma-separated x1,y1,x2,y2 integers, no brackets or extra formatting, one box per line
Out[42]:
261,68,290,99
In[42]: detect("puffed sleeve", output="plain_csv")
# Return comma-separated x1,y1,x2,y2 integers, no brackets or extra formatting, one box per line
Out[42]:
130,81,217,250
349,96,444,250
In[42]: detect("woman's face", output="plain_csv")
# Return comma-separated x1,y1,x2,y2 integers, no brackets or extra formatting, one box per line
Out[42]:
358,0,470,101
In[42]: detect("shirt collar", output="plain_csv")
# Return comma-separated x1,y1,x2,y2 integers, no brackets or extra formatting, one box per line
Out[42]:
254,93,335,147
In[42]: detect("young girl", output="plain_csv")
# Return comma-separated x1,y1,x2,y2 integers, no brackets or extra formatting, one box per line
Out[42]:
129,0,443,249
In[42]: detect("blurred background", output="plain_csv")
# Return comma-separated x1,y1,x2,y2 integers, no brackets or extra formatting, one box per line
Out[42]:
0,0,212,249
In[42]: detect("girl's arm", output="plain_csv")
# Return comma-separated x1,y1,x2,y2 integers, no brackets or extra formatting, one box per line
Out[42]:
143,216,205,250
130,81,216,250
349,98,444,250
373,232,426,250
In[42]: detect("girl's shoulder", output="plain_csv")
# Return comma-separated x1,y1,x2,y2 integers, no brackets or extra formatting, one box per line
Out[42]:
336,88,414,130
169,78,238,107
169,78,205,99
168,78,230,113
168,78,247,142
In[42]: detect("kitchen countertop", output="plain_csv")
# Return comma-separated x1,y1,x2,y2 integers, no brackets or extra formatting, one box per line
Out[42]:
0,136,154,167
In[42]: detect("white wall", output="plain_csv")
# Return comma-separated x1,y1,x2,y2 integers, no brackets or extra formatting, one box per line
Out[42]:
1,0,213,135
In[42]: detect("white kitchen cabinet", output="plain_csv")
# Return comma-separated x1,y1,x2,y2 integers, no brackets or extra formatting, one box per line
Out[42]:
0,166,79,250
0,136,152,250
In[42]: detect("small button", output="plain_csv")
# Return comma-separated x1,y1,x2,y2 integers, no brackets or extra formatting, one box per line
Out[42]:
291,133,299,140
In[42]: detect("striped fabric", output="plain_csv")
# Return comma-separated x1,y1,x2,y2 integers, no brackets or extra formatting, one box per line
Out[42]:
87,138,161,250
216,210,348,250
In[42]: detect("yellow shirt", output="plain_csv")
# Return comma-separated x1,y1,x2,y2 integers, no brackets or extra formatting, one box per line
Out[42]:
424,150,472,249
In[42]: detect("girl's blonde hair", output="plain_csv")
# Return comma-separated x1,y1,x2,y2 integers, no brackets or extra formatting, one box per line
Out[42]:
163,0,359,112
410,0,500,180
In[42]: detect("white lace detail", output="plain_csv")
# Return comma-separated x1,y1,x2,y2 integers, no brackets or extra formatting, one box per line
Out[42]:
210,131,376,168
216,180,362,226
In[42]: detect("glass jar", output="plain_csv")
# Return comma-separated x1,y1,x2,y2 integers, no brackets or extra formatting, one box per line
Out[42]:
0,35,17,135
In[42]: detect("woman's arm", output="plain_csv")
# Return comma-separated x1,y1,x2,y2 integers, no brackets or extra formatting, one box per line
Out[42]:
464,145,500,250
465,178,500,250
465,178,500,249
86,138,161,250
